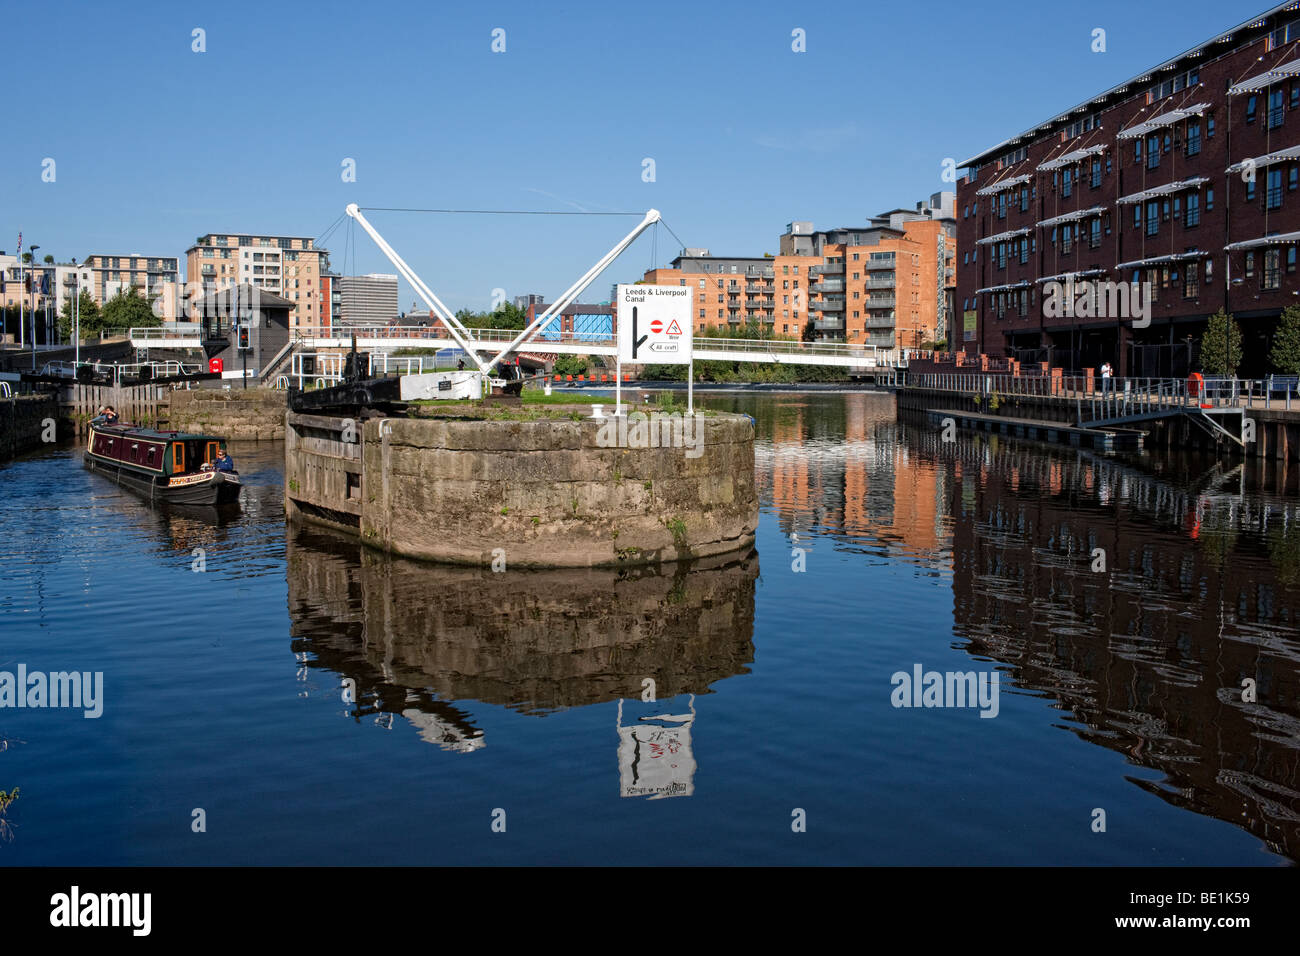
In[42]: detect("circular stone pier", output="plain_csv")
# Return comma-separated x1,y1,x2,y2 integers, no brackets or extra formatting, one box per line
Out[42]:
285,404,757,567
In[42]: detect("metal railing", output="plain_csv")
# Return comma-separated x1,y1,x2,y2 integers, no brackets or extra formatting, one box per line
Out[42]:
903,372,1300,418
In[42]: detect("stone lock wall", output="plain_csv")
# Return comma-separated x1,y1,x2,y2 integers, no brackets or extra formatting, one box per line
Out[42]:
167,388,287,440
0,394,60,461
334,412,758,567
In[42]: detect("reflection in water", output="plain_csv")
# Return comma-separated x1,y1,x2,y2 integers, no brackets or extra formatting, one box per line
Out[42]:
617,696,697,799
285,526,758,772
706,391,1300,861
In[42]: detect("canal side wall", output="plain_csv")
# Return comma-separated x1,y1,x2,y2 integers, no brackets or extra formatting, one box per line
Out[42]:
285,410,759,567
166,388,286,440
0,394,59,461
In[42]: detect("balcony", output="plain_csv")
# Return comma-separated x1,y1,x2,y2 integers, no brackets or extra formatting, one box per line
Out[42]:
863,315,895,329
864,276,895,289
809,262,845,276
863,333,896,348
814,318,844,331
865,258,896,270
810,278,844,293
745,283,770,293
865,296,896,309
816,295,845,311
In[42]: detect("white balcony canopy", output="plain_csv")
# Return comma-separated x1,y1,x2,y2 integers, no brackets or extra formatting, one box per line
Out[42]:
1224,229,1300,250
1116,103,1211,140
974,280,1031,295
1037,144,1107,172
1226,144,1300,173
1035,269,1109,284
975,227,1033,246
1116,176,1210,205
1116,251,1204,270
1227,57,1300,95
974,174,1031,197
1037,206,1108,229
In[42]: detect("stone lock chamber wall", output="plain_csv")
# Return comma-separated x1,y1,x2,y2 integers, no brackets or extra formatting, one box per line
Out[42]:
287,410,758,567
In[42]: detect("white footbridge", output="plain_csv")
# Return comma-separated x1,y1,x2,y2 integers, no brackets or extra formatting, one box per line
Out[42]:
127,205,907,382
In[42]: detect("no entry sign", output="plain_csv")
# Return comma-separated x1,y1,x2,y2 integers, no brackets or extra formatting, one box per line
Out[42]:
616,284,693,364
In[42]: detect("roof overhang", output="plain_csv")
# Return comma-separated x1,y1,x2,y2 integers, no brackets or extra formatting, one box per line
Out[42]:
1224,229,1300,250
1038,206,1109,229
1116,176,1210,204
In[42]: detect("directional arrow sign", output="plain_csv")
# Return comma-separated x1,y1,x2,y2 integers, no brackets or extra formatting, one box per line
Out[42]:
617,284,693,365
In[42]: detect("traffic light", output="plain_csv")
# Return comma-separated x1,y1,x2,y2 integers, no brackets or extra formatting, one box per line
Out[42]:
237,325,250,350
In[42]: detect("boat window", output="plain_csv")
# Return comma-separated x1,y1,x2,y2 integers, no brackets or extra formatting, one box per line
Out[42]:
207,441,219,464
147,445,158,466
173,442,185,472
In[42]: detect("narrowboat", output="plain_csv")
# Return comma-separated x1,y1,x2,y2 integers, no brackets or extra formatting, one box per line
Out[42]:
84,423,241,505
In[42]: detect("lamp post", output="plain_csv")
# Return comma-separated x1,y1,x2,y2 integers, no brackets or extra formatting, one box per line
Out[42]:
27,245,40,370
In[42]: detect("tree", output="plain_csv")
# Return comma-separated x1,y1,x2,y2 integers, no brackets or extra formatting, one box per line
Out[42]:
1199,309,1243,376
59,290,102,341
100,286,161,330
552,354,589,376
1271,305,1300,375
42,254,54,264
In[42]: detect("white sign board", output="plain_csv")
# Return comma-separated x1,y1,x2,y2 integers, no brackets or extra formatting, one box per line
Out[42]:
617,284,693,364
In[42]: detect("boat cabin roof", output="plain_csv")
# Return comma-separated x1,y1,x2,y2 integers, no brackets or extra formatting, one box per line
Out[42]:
93,423,224,443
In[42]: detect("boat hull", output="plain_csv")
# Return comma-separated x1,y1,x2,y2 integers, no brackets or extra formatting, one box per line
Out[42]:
84,454,242,505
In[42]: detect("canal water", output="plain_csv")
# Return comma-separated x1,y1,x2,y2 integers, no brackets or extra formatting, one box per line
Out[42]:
1,392,1297,865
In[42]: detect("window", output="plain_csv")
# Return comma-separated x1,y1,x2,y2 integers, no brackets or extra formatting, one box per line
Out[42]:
1247,95,1259,124
1290,248,1298,274
1019,237,1029,264
1269,88,1285,129
1246,251,1256,278
1146,201,1159,236
998,193,1007,219
1091,159,1102,188
1061,226,1074,254
1062,168,1073,198
1147,134,1160,169
1206,188,1214,211
1134,139,1142,163
1090,218,1102,249
1133,205,1142,229
1247,177,1257,202
1020,187,1029,212
1293,83,1300,110
1269,168,1284,209
1208,117,1216,138
1186,122,1201,156
1186,193,1200,226
1183,262,1199,298
1291,166,1299,191
1265,248,1282,289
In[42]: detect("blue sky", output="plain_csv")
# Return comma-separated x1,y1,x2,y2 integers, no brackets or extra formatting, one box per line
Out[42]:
3,0,1270,313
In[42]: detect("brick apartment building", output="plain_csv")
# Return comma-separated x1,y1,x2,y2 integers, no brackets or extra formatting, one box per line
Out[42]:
642,194,955,350
958,2,1300,377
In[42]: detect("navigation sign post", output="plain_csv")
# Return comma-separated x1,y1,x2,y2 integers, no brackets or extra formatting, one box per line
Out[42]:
616,284,694,414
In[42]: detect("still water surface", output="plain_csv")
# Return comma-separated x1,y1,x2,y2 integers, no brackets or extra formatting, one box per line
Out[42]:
1,392,1297,864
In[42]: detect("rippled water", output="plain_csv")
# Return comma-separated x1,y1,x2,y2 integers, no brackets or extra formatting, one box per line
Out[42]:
1,392,1297,865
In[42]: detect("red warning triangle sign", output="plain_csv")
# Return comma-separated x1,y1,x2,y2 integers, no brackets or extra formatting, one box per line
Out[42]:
665,319,682,335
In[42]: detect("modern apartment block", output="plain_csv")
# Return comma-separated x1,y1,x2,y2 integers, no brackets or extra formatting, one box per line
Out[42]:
336,273,398,327
642,253,781,332
1,254,98,338
78,254,180,320
187,233,327,328
957,1,1300,376
641,194,955,349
